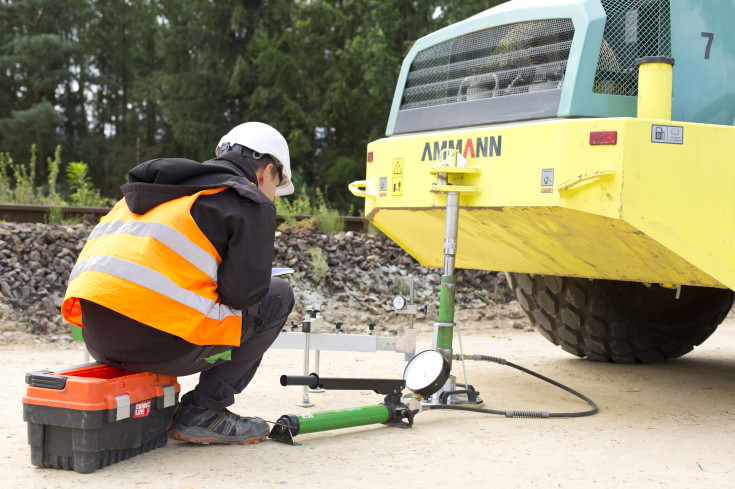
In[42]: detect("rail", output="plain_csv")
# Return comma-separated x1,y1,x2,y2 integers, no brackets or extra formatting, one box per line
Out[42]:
0,203,367,232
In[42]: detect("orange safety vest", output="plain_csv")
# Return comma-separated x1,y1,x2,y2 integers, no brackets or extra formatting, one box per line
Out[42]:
62,187,243,346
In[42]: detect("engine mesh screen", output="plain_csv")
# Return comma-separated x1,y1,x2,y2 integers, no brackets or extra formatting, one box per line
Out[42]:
593,0,671,96
400,19,574,111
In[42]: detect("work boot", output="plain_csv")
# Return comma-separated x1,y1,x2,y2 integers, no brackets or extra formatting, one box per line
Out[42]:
170,392,269,445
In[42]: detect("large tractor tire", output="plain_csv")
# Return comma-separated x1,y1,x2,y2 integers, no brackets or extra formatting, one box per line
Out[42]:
508,273,735,363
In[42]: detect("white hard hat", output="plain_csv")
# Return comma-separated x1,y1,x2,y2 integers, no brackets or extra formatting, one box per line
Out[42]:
217,122,293,196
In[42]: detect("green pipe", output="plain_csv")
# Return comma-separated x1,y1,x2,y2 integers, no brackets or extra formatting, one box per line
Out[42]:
437,275,456,368
295,404,390,435
438,275,456,324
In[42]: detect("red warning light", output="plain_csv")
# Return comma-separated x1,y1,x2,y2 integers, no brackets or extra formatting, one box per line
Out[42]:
590,131,617,145
367,151,374,162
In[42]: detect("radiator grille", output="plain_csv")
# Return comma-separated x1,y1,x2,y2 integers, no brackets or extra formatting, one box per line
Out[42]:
593,0,671,96
400,19,574,111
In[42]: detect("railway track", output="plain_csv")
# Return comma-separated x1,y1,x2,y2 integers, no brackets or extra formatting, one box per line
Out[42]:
0,203,367,232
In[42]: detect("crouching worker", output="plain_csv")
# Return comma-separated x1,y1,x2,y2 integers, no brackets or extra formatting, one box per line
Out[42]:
61,122,295,446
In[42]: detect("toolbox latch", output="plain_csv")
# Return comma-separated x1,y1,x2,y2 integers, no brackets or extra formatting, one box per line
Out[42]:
162,385,176,408
115,395,131,421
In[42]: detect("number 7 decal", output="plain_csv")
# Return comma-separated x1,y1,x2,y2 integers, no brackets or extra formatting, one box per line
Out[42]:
702,32,714,60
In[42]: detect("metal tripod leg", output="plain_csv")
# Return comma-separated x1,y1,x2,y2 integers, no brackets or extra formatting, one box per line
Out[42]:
296,329,315,408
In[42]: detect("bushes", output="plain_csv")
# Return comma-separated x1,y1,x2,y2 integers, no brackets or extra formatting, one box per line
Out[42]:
0,144,110,207
65,161,110,207
275,187,378,236
2,144,354,232
275,187,345,233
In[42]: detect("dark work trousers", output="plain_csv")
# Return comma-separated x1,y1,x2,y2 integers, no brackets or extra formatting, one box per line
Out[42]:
82,277,294,410
192,277,294,409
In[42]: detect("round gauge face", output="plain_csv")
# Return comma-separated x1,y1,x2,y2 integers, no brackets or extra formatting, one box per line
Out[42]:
392,294,407,310
403,350,446,391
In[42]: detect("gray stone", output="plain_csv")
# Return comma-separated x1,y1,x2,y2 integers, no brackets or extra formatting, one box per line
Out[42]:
1,281,13,299
0,221,509,343
29,321,46,335
41,297,56,315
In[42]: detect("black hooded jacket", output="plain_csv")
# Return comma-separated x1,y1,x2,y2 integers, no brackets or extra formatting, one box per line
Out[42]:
80,153,277,363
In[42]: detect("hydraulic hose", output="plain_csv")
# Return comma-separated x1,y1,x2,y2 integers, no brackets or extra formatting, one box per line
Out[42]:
424,354,598,418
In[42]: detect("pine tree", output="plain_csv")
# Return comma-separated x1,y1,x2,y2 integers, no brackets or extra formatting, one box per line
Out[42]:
0,0,89,176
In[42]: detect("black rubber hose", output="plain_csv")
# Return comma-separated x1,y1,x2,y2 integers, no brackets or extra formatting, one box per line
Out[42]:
424,354,598,418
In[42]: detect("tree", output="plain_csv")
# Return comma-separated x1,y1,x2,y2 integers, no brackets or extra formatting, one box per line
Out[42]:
0,0,505,210
282,0,504,209
0,0,92,176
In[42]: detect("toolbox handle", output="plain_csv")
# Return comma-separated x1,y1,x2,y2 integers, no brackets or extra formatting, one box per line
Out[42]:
25,370,68,390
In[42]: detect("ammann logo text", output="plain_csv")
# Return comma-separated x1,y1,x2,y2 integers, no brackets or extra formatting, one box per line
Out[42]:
420,136,502,161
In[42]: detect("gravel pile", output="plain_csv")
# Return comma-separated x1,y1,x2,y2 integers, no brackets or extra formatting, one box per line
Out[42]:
0,221,516,344
0,223,90,344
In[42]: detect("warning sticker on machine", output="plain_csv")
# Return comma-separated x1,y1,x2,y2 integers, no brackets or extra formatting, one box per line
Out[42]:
541,169,554,187
379,176,388,197
651,125,683,144
379,176,387,191
541,168,554,193
392,158,403,196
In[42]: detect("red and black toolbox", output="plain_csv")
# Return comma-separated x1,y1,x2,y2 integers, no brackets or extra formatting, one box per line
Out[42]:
22,362,180,473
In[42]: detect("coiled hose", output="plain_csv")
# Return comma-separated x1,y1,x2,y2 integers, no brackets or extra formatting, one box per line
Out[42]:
425,354,598,418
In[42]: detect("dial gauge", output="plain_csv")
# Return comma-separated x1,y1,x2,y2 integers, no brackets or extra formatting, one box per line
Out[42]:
392,294,407,310
403,350,450,397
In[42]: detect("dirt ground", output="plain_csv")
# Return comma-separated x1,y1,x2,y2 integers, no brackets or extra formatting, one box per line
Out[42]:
2,316,735,488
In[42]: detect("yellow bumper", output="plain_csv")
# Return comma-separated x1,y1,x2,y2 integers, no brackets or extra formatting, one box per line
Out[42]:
356,118,735,289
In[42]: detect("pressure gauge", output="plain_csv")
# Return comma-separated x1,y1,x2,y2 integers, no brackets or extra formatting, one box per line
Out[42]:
403,350,450,397
392,294,407,311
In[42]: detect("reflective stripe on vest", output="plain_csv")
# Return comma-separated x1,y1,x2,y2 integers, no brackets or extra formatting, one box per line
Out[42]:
68,255,236,322
62,187,244,346
86,220,219,282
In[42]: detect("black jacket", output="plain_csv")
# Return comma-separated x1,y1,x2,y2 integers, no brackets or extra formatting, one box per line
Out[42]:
80,153,277,362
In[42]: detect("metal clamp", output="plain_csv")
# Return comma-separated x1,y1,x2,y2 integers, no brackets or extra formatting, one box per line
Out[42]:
430,149,481,194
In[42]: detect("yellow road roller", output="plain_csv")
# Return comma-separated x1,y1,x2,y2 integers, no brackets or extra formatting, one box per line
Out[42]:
350,0,735,363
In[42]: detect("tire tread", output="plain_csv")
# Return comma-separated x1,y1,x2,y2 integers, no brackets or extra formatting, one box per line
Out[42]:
508,273,734,363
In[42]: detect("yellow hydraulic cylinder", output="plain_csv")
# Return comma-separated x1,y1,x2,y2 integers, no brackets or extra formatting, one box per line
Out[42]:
636,57,675,120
